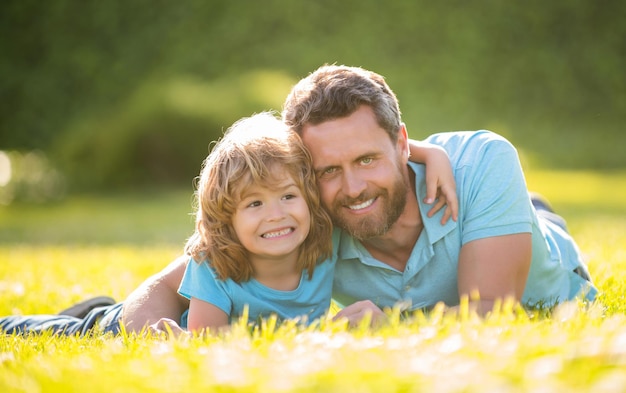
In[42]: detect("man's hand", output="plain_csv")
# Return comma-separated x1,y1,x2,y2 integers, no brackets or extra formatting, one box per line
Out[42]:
332,300,387,328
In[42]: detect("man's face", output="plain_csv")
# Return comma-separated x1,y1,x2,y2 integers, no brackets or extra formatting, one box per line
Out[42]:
301,105,410,240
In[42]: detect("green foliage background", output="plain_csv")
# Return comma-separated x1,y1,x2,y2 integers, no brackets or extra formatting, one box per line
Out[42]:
1,0,625,191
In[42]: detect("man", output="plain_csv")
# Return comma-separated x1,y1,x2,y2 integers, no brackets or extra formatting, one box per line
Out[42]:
281,65,596,325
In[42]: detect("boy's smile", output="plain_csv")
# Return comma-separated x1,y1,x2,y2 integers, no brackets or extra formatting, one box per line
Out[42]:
233,176,311,267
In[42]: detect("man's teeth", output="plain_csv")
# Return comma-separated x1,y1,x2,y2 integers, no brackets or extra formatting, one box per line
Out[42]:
349,198,374,210
262,228,292,238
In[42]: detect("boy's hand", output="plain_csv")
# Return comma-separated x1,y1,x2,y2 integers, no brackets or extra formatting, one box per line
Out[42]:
423,148,458,224
424,171,458,224
407,138,458,224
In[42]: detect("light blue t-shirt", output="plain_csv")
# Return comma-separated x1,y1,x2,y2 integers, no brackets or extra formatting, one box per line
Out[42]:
178,256,335,326
332,130,597,310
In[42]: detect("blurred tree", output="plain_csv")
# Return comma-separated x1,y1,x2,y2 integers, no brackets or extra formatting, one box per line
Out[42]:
1,0,624,192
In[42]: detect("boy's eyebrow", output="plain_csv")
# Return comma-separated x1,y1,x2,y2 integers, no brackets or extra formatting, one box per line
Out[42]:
241,180,298,197
273,180,298,191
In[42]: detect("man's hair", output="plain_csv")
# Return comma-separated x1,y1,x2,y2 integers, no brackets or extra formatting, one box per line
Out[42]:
184,112,333,282
282,64,402,141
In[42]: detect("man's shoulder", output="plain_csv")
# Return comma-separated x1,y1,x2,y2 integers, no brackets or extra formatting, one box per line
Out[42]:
425,130,509,147
425,130,517,165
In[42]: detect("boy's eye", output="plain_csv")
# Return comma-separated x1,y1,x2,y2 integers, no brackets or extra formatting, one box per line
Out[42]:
283,193,296,200
247,200,262,208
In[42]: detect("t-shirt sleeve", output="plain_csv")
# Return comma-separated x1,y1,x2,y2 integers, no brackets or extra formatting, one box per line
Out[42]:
178,258,232,315
453,132,534,245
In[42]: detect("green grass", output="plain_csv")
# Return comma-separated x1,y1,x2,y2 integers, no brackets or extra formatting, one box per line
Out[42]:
1,170,626,392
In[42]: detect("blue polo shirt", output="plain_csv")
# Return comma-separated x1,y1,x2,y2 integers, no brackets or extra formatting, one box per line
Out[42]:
332,130,597,311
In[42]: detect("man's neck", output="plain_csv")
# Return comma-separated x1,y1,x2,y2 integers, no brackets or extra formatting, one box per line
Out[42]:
361,169,422,272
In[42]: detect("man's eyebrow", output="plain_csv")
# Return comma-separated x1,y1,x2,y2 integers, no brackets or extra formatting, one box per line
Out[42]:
356,151,379,160
314,151,380,173
351,151,381,165
314,164,335,174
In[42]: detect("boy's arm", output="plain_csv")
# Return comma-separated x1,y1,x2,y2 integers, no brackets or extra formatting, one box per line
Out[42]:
121,254,190,333
408,139,458,223
187,298,229,333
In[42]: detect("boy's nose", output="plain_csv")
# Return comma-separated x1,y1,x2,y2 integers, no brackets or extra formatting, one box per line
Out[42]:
266,200,287,221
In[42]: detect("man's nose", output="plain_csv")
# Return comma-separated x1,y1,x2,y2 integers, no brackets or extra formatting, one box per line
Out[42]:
342,171,367,199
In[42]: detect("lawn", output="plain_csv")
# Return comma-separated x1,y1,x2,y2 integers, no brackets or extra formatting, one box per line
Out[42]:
1,170,625,392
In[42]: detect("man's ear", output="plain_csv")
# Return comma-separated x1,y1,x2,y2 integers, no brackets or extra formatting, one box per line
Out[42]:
396,123,410,159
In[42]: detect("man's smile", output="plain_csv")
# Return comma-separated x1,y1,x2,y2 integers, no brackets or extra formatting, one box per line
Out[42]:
348,197,376,211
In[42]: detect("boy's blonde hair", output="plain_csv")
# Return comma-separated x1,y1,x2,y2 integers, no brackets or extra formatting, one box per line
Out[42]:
184,112,333,282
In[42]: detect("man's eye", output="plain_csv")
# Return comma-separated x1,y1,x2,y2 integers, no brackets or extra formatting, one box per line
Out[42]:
323,167,336,175
361,157,373,165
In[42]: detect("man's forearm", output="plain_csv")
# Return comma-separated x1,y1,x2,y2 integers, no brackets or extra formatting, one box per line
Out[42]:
121,255,190,332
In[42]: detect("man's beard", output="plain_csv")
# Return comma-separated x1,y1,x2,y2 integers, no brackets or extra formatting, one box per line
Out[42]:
329,172,408,241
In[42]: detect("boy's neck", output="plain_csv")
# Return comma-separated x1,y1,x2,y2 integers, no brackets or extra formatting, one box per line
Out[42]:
251,257,301,291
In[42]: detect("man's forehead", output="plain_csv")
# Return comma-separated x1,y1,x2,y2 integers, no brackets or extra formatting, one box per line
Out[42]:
302,128,396,171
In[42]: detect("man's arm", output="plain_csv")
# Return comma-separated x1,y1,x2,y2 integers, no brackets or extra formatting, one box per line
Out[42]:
335,234,532,324
121,254,190,332
458,233,532,315
426,130,535,317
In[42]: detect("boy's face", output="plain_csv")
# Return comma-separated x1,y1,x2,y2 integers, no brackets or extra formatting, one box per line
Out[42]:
301,105,410,240
232,174,310,266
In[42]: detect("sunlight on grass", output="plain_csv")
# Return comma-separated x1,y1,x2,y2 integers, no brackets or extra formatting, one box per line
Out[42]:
1,170,625,392
2,304,625,392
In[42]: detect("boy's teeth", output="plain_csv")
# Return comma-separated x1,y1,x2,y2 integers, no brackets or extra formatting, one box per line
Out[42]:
349,198,374,210
262,228,292,238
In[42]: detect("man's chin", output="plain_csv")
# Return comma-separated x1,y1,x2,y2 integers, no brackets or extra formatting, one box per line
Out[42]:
333,216,388,240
